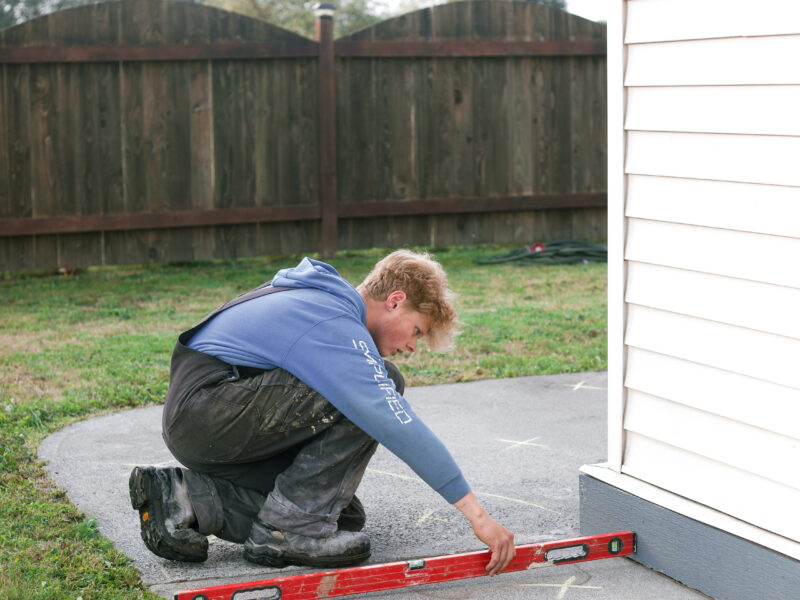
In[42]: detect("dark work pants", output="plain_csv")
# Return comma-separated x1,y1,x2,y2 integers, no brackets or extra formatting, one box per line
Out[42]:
161,340,404,543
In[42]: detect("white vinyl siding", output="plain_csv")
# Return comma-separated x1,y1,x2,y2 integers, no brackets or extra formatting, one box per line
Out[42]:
625,390,800,487
625,305,800,391
626,86,800,136
626,132,800,187
626,176,800,239
625,262,800,340
622,434,800,542
625,0,800,43
625,219,800,289
625,349,800,440
625,36,800,85
612,0,800,547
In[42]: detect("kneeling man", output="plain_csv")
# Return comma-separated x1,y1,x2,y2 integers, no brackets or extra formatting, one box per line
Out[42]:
130,250,515,575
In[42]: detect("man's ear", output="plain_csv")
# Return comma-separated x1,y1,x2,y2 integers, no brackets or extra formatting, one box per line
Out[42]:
385,290,407,310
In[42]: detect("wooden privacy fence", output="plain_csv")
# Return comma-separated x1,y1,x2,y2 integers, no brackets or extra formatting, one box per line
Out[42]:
0,0,607,271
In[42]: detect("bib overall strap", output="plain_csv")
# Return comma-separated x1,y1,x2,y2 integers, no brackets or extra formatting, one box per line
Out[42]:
177,281,292,346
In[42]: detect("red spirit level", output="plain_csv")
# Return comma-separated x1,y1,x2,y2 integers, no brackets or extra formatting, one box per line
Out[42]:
173,531,634,600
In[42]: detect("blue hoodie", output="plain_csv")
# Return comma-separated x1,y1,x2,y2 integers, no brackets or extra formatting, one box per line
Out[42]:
187,257,471,504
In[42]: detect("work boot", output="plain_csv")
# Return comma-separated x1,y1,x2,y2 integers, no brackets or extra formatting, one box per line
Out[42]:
243,521,370,568
337,495,366,532
129,466,208,562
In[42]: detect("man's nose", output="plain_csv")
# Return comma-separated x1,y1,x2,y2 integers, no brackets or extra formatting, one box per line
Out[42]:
407,338,417,352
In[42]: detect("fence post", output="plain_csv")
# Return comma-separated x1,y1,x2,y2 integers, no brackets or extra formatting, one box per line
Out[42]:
315,3,338,258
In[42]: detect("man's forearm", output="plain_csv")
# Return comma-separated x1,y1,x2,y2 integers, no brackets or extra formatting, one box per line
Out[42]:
453,491,487,523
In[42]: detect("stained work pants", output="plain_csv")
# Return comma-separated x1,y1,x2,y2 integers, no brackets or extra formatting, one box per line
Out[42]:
161,340,404,542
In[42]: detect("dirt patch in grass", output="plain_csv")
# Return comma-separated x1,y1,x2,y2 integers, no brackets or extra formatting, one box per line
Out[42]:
1,363,66,405
0,332,43,354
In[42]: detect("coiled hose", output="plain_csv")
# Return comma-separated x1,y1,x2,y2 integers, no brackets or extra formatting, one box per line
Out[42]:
474,240,607,265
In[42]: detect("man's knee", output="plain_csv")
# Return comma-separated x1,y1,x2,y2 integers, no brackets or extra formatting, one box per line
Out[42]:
383,360,405,396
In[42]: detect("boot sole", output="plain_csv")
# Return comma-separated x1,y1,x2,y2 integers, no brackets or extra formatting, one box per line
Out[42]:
129,467,208,563
243,547,371,569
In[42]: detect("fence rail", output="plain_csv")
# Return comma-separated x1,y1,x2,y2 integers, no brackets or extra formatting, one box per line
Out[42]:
0,192,606,236
0,39,605,63
0,0,607,271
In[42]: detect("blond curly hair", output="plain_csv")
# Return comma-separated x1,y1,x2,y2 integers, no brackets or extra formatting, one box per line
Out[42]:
357,250,458,351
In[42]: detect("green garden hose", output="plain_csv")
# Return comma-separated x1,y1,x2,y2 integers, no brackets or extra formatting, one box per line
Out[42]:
474,240,607,265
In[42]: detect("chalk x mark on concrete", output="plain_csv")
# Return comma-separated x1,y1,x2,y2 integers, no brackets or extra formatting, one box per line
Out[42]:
521,576,602,599
367,469,560,515
416,510,434,525
476,492,560,515
415,509,452,526
498,437,547,451
563,381,605,391
366,467,420,482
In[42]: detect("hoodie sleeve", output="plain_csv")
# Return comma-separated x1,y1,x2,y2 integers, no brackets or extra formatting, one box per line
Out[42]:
281,315,471,504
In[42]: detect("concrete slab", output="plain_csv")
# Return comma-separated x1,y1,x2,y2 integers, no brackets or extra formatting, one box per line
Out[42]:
39,372,709,600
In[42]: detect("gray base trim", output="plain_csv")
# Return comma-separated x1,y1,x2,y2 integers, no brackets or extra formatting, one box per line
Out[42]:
579,473,800,599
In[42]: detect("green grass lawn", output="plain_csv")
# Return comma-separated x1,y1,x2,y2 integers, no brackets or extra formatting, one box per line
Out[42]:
0,243,607,599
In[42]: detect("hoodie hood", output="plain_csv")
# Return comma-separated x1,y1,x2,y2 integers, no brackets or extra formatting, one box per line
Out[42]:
272,257,365,319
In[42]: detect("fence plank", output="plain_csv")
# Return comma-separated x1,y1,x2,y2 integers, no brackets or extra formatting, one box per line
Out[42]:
279,58,320,254
96,64,124,253
58,0,121,267
4,66,30,221
1,25,32,269
317,14,337,257
431,58,456,199
58,64,100,267
0,66,8,222
186,59,214,260
252,62,271,208
162,63,197,263
213,59,255,258
0,61,9,267
435,2,476,245
116,0,154,264
107,61,141,265
28,63,60,267
337,58,376,203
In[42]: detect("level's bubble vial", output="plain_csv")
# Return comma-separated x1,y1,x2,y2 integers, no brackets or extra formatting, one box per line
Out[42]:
608,537,623,555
